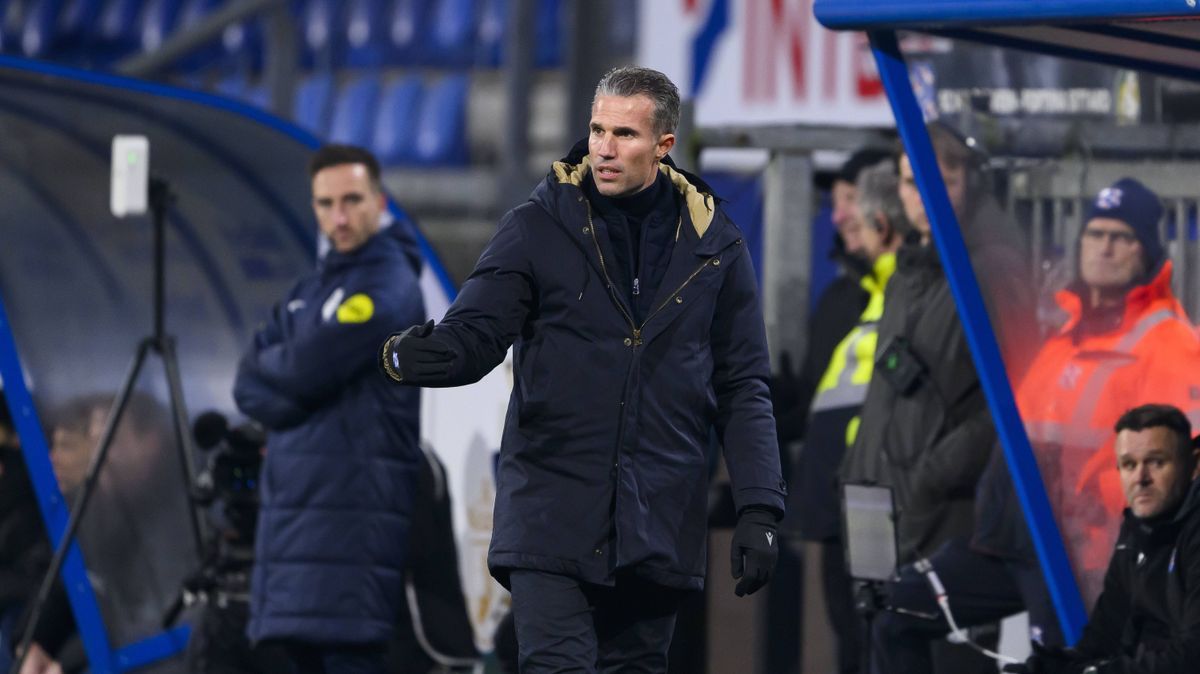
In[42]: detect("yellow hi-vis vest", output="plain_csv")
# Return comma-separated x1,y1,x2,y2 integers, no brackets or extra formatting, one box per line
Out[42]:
810,252,897,446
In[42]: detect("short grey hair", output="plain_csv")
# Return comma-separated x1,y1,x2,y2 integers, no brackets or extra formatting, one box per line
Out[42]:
593,66,681,138
856,160,909,238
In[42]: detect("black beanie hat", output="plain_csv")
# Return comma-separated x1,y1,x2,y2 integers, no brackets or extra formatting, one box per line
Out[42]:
1084,177,1165,272
837,147,893,186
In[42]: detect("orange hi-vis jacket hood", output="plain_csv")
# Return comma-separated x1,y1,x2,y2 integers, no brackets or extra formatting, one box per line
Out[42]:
1015,260,1200,606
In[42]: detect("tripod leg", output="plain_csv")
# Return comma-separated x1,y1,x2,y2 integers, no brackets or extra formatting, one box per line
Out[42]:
11,338,154,674
157,335,207,556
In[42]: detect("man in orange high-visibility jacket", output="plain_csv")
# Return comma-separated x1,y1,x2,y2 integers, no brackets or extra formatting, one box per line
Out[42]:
1011,177,1200,608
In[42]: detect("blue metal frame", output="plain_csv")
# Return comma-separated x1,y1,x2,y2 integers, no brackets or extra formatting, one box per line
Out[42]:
868,30,1089,642
112,626,190,673
0,300,119,673
816,0,1200,30
0,54,463,671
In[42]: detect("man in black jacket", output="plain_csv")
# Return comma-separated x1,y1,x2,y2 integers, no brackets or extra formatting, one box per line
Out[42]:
381,66,785,673
1009,403,1200,674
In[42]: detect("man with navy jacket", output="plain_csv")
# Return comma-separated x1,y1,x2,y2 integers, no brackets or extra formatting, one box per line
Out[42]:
381,66,785,672
235,145,425,673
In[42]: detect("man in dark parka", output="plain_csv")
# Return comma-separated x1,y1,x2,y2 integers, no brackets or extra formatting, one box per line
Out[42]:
235,145,425,673
381,66,785,672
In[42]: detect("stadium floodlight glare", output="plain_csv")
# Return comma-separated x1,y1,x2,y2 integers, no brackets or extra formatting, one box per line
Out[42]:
111,135,149,217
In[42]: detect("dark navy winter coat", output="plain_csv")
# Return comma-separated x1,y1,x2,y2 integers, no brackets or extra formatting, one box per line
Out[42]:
234,223,425,644
426,147,786,590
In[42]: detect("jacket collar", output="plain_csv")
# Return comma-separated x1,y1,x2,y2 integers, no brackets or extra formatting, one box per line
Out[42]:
1055,260,1180,338
320,227,401,276
550,139,724,245
1124,477,1200,546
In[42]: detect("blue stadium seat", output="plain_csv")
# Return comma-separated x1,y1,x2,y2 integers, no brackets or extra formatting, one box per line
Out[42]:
299,0,345,69
414,74,469,166
474,0,503,67
139,0,183,53
292,72,335,138
471,0,562,68
372,74,423,165
534,0,562,68
244,83,271,110
214,71,250,100
55,0,106,45
385,0,429,65
172,0,222,72
17,0,62,58
214,71,269,109
426,0,475,67
93,0,143,61
329,74,383,147
220,17,264,74
342,0,388,68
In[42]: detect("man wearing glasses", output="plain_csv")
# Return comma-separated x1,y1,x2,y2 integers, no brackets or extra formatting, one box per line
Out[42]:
1008,177,1200,608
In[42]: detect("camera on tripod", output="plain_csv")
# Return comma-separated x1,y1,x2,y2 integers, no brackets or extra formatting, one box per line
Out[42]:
192,411,265,545
162,412,264,628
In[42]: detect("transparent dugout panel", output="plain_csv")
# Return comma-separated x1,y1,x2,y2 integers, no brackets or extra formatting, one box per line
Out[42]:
899,35,1200,608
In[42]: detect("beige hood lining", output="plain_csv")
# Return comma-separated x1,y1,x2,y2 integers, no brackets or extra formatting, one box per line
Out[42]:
552,157,716,239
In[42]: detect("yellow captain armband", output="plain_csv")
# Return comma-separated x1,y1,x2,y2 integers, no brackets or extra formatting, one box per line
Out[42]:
336,293,375,323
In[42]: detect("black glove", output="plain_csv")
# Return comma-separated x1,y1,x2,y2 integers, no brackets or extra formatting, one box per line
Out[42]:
380,320,457,384
730,507,779,597
1002,643,1088,674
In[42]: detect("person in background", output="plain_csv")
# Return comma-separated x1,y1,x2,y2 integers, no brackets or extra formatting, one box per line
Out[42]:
1008,404,1200,674
791,159,909,674
843,123,1037,673
235,144,425,673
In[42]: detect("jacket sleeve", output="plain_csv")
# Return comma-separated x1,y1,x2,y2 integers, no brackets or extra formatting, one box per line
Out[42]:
429,209,536,387
245,275,425,404
711,244,786,515
233,352,311,430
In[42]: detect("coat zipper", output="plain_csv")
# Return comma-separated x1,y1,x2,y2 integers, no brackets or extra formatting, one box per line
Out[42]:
587,205,736,346
586,203,642,341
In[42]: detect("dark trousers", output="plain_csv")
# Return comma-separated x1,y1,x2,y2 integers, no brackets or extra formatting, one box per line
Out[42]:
871,537,1063,674
822,541,864,674
269,640,388,674
509,569,685,674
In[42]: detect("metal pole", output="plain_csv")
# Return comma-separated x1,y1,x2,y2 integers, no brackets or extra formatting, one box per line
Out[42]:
500,0,535,210
115,0,289,78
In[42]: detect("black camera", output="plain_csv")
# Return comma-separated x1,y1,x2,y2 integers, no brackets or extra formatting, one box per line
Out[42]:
192,411,265,544
163,412,264,629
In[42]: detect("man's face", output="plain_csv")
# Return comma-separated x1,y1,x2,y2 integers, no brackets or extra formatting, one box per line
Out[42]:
1080,217,1145,293
50,409,105,493
832,180,869,258
312,163,385,253
899,154,968,237
1116,426,1195,519
588,94,674,198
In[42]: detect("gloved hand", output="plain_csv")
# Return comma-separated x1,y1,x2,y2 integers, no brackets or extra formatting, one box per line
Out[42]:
1001,642,1088,674
379,320,457,384
730,507,779,597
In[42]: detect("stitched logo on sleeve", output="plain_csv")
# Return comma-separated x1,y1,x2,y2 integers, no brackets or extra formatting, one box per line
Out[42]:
336,293,375,324
321,287,345,322
765,532,774,546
